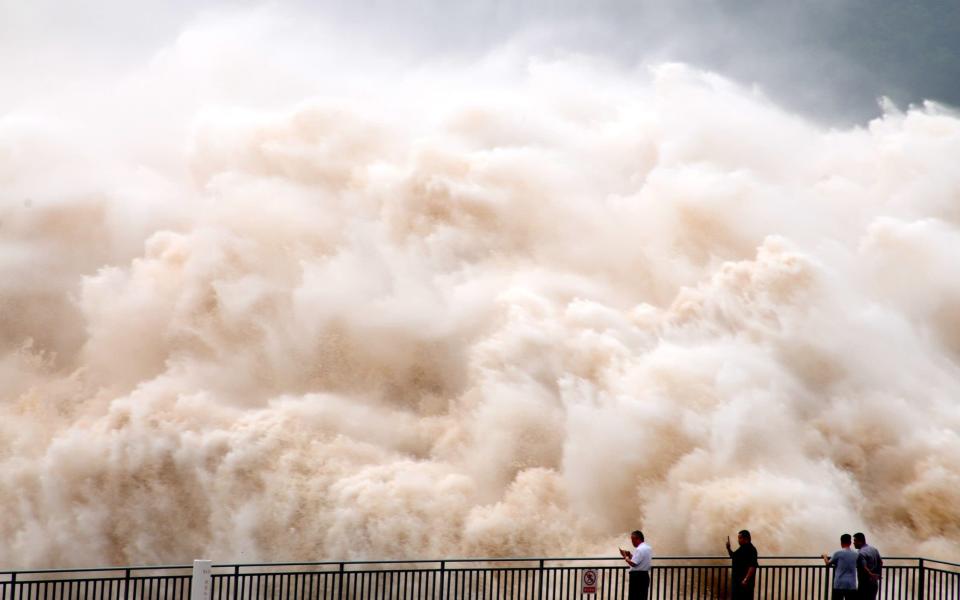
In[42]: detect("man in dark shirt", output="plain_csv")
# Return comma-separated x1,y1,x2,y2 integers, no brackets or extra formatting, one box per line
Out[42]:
726,530,758,600
853,532,882,600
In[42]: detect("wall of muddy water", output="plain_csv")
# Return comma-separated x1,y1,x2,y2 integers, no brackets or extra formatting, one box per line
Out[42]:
2,9,960,569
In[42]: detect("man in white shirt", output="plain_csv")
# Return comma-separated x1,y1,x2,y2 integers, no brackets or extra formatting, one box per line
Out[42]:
619,530,652,600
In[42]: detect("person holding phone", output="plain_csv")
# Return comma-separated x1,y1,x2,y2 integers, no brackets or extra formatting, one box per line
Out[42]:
619,530,652,600
725,530,758,600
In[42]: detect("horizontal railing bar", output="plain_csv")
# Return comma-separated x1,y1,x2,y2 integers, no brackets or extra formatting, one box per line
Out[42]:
217,554,924,566
216,559,446,568
0,555,935,575
219,554,925,565
927,567,960,575
0,576,190,585
219,567,546,577
220,569,454,576
331,565,733,573
924,558,960,568
1,564,193,576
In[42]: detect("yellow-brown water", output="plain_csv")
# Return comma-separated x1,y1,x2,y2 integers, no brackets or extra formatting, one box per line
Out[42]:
2,10,960,569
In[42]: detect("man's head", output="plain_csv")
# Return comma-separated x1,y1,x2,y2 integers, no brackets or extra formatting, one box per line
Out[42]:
853,533,866,549
840,534,852,548
737,530,751,546
630,530,644,547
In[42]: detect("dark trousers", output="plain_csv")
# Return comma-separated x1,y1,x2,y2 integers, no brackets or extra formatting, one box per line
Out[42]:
833,589,857,600
858,581,879,600
628,570,649,600
731,584,754,600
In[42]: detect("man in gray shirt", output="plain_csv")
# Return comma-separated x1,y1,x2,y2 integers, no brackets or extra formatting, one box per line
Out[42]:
822,533,859,600
853,532,883,600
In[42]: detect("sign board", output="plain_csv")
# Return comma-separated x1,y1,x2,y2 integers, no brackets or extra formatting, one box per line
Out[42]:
582,569,598,595
191,560,212,600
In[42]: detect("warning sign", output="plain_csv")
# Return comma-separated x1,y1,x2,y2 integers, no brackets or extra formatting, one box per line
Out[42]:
582,569,598,595
191,560,212,600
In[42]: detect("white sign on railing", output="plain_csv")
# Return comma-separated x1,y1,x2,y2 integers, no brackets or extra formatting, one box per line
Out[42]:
582,569,597,595
191,560,212,600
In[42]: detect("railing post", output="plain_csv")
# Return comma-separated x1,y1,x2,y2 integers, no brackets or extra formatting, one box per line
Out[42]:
538,560,544,600
439,561,446,600
124,568,131,600
823,562,830,600
918,558,925,600
337,563,345,600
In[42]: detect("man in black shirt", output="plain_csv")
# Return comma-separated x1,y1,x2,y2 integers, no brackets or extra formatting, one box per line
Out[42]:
726,530,758,600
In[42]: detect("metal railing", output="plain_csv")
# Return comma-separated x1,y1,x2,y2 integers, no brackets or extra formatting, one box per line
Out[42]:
2,556,959,600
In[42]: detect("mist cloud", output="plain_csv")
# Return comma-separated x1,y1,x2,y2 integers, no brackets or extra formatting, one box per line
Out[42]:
2,6,960,568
